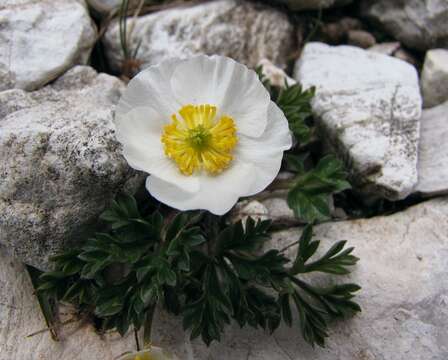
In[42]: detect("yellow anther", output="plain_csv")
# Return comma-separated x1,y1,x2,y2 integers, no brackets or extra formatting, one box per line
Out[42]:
161,104,238,175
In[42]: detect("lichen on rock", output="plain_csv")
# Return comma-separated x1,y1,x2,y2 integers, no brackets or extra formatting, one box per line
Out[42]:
0,66,144,270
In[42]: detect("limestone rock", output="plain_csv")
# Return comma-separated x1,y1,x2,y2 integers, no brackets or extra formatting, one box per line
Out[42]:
230,200,269,224
294,43,422,201
0,66,143,270
347,30,376,49
258,58,296,88
393,48,419,68
421,49,448,108
277,0,352,11
3,198,448,359
368,42,401,56
230,197,299,227
0,0,96,91
320,17,363,45
415,101,448,197
103,0,294,72
87,0,121,14
368,42,419,68
0,250,137,360
361,0,448,51
151,198,448,359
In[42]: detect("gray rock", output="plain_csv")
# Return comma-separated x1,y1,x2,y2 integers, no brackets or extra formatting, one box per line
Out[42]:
320,17,363,45
277,0,352,11
230,200,269,224
294,43,422,201
87,0,121,14
368,42,401,56
393,48,419,68
153,198,448,359
415,101,448,197
86,0,144,16
347,30,376,49
368,42,419,68
0,66,143,270
103,0,294,73
232,196,346,228
257,59,296,88
0,250,137,359
421,49,448,108
4,198,447,359
361,0,448,51
0,0,97,91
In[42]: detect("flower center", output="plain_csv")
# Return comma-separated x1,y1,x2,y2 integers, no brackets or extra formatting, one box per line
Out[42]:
161,104,238,176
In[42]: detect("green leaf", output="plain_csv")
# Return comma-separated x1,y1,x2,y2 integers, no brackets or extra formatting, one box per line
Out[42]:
226,250,288,284
182,264,233,345
26,266,59,341
99,193,140,229
289,226,358,276
279,294,293,327
276,83,315,144
285,153,308,174
215,218,271,255
287,155,351,223
95,296,125,317
290,225,319,274
292,290,328,347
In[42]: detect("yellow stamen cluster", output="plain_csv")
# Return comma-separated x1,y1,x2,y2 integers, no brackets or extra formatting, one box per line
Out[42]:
161,104,238,175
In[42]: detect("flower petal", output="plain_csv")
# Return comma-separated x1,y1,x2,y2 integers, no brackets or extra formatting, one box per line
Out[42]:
146,161,256,215
237,101,293,195
114,106,199,193
116,58,185,119
170,55,270,138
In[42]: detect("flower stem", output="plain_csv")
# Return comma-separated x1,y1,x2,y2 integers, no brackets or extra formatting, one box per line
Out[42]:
143,303,157,349
266,178,295,191
134,328,141,351
26,265,59,341
279,240,301,254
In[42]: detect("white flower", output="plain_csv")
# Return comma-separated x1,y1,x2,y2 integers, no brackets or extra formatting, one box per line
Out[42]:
114,55,292,215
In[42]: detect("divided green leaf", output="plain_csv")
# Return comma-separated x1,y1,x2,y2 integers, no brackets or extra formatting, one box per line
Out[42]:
287,155,351,223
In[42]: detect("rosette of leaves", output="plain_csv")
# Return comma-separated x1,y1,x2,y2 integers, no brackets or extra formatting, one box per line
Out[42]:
37,194,360,348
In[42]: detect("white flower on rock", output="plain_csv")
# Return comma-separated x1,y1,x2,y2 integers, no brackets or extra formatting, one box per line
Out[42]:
114,55,292,215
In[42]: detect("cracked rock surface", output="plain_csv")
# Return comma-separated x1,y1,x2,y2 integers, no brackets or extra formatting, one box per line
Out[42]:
154,198,448,360
0,66,143,270
278,0,352,11
415,101,448,197
294,42,422,201
361,0,448,51
3,198,447,359
103,0,294,72
421,49,448,108
0,250,136,360
0,0,96,91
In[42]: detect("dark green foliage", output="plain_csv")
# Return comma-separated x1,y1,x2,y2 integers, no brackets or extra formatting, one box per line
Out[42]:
37,195,360,348
180,218,360,347
276,83,315,144
281,225,361,347
37,195,204,337
287,155,351,223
